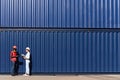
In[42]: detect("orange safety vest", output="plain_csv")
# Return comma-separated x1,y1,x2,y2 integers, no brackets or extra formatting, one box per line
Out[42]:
10,51,17,62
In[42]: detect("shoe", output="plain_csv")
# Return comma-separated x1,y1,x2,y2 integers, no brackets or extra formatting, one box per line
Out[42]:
11,75,15,76
15,73,18,75
23,74,30,76
11,74,16,76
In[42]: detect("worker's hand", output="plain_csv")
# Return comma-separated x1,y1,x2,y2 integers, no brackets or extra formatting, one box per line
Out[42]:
23,56,28,60
23,56,26,59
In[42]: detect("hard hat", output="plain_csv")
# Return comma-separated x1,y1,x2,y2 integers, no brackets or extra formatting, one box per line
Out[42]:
13,46,17,49
26,47,30,51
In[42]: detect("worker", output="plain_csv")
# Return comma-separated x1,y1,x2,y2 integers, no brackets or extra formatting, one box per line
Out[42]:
10,46,19,76
22,47,31,76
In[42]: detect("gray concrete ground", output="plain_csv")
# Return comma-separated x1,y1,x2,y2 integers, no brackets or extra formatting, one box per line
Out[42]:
0,75,120,80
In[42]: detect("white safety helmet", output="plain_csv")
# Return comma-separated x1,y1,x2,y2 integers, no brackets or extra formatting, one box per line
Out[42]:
26,47,30,51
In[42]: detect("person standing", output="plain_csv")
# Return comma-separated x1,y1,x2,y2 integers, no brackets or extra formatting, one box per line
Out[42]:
10,46,19,76
22,47,31,76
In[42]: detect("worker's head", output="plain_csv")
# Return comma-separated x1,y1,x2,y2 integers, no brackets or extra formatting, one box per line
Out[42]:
26,47,30,52
13,46,17,51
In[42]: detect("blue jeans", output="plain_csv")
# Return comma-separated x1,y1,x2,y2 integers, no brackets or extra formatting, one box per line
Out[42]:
11,61,18,75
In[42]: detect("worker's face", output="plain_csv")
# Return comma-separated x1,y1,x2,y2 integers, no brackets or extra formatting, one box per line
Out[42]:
26,49,29,53
13,49,16,52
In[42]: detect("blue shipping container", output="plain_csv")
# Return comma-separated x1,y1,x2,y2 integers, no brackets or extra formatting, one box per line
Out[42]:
0,30,120,73
0,0,120,28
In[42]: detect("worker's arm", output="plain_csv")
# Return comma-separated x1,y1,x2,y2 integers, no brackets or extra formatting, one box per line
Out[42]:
10,55,18,58
17,52,19,57
10,52,17,58
23,53,30,60
23,56,29,60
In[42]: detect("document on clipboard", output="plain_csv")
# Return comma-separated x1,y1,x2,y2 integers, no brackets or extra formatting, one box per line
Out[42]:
21,54,25,57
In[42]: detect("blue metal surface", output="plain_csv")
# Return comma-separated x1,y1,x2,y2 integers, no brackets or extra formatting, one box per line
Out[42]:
0,30,119,73
0,0,120,28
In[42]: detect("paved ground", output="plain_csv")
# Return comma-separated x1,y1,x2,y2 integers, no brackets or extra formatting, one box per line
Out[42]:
1,75,120,80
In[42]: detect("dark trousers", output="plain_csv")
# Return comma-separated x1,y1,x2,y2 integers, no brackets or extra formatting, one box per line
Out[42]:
11,61,19,75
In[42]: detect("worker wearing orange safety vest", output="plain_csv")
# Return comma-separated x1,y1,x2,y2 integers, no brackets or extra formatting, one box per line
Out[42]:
10,46,19,76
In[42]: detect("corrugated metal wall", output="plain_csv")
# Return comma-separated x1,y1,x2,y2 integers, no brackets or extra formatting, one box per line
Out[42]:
0,30,120,73
0,0,120,74
0,0,120,28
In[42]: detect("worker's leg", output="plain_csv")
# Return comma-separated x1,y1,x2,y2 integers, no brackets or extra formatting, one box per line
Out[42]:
15,61,19,75
26,62,30,75
11,62,15,76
